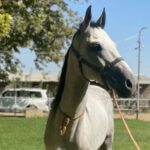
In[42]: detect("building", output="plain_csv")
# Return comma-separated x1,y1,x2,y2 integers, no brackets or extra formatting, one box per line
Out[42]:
0,72,59,96
138,75,150,99
0,72,150,99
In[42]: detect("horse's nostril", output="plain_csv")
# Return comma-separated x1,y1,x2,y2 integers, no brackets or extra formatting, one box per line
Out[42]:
125,79,132,89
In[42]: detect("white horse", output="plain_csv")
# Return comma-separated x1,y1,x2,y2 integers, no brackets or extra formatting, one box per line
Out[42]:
44,6,136,150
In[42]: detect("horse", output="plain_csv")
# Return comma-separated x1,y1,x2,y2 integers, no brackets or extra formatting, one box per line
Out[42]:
44,6,136,150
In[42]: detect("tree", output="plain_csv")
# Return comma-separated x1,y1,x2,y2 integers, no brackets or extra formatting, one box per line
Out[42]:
0,0,82,79
0,13,12,37
0,12,12,79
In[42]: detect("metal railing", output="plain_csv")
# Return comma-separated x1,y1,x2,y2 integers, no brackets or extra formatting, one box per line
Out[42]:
0,97,150,113
114,98,150,114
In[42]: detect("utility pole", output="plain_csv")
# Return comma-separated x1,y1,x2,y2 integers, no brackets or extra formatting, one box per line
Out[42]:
135,27,147,120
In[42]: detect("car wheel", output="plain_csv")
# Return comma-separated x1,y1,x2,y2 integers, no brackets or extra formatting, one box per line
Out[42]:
26,105,37,109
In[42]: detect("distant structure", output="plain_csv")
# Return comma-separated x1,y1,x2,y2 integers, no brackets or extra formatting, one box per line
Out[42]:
0,72,150,100
138,75,150,99
0,72,59,96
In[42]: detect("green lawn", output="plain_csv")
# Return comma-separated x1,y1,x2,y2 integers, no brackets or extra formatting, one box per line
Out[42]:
0,117,47,150
0,117,150,150
113,119,150,150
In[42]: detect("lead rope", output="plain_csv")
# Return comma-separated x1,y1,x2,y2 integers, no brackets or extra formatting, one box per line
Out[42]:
112,90,141,150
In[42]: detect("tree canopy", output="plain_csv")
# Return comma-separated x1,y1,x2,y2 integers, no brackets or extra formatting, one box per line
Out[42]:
0,13,12,37
0,0,83,79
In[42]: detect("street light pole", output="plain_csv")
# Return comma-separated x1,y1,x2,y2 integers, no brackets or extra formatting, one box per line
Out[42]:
136,27,147,120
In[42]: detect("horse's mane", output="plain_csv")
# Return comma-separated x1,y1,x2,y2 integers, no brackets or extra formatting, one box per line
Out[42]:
51,29,81,112
52,49,70,111
79,21,101,29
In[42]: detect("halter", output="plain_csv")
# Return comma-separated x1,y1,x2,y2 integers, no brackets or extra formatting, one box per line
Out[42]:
71,44,124,88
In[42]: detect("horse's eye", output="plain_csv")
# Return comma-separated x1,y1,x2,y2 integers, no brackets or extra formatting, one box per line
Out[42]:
90,43,102,54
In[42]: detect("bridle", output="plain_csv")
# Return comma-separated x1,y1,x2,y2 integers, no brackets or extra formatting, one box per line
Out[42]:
71,44,124,89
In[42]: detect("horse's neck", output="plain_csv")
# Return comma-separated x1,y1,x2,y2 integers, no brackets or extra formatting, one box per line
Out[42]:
60,49,88,118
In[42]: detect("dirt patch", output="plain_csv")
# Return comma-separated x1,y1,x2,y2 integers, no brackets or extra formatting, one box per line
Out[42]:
0,111,150,121
0,112,25,117
0,110,49,118
114,112,150,121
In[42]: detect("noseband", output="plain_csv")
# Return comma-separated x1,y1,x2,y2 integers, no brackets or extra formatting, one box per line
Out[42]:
71,45,124,87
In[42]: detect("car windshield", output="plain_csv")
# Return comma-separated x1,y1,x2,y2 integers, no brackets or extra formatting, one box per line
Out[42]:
2,90,42,98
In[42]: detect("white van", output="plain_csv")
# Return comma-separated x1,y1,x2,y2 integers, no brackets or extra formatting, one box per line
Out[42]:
0,88,50,112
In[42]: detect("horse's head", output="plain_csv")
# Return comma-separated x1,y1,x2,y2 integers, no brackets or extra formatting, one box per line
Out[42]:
72,6,136,98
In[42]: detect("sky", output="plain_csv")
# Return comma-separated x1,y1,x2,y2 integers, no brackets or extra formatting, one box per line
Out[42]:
17,0,150,76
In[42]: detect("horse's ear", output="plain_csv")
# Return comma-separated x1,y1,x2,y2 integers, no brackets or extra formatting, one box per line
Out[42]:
97,8,106,28
82,5,92,30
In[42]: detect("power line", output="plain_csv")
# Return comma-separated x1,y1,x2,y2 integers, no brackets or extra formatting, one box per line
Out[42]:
116,33,137,44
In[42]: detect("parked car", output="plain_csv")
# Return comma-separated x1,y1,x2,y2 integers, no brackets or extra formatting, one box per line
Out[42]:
0,88,51,112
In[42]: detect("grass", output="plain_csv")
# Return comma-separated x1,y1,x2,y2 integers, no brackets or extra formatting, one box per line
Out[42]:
114,119,150,150
0,117,150,150
0,117,47,150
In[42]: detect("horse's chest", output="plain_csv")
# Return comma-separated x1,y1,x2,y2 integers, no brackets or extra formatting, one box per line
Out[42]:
61,111,109,149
